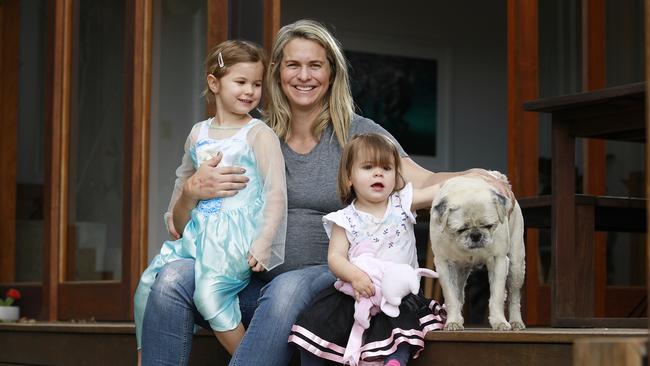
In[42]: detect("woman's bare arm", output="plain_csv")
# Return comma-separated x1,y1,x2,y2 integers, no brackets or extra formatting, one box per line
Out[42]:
401,158,514,200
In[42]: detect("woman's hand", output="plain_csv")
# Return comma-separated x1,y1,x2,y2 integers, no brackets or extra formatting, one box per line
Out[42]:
183,152,249,201
464,168,515,201
350,272,375,300
174,152,250,233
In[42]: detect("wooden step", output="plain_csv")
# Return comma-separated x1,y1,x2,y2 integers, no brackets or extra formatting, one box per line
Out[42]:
573,337,647,366
417,328,647,366
0,322,647,365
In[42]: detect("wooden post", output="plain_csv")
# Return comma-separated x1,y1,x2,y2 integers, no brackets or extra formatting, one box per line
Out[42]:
263,0,281,54
0,0,20,283
644,0,650,350
573,337,646,366
206,0,229,118
582,0,607,318
125,0,153,319
507,0,541,324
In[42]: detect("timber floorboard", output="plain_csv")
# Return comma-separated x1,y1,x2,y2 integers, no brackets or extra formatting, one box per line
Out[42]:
0,323,646,365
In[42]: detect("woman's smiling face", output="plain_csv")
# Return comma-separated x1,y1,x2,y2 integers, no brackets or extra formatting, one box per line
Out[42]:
279,38,331,112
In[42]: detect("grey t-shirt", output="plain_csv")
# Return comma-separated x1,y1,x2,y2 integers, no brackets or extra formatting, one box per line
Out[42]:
259,114,406,280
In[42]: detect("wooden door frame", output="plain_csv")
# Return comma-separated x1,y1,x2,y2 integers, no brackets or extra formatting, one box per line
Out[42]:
48,0,152,321
582,0,608,318
1,0,281,322
0,0,20,284
645,0,650,345
204,0,280,118
507,0,541,324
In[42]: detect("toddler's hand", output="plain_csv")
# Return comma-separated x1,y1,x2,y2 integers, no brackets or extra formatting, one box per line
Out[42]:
351,273,375,300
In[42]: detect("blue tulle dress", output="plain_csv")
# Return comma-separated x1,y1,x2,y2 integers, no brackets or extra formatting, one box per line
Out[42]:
134,118,286,348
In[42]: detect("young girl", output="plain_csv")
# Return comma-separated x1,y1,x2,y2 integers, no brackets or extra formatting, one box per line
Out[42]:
134,40,286,355
288,133,446,366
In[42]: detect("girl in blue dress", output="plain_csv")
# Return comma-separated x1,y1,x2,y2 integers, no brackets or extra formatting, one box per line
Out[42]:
134,40,286,355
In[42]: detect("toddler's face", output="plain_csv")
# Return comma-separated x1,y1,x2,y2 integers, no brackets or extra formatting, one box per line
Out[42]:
349,156,397,205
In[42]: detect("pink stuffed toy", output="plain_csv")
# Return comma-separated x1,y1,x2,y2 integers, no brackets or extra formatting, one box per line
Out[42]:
334,242,438,365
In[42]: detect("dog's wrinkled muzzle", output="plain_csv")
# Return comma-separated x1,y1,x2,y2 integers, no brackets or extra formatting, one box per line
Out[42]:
466,230,486,249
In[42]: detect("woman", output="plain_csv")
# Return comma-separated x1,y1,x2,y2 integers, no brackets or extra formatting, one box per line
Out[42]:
140,19,509,366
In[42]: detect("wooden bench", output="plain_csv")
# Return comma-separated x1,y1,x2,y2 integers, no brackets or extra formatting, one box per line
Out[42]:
518,194,647,327
523,83,646,327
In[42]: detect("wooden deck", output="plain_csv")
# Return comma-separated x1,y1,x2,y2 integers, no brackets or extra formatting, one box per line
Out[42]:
0,322,646,365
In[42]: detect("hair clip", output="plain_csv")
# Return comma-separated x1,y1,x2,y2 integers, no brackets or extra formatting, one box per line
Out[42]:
217,52,225,68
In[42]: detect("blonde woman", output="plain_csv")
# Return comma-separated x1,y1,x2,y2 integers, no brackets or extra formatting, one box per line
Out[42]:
140,19,509,366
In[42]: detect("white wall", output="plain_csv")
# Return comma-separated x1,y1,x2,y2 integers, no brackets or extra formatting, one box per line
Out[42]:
282,0,508,172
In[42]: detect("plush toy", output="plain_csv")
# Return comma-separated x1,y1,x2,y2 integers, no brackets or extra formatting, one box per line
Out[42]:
334,243,438,365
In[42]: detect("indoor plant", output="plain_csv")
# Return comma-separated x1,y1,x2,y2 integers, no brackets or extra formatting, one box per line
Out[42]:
0,288,21,321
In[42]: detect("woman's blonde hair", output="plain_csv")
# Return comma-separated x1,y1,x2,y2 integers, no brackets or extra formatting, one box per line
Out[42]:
203,40,267,103
338,133,405,204
264,19,354,147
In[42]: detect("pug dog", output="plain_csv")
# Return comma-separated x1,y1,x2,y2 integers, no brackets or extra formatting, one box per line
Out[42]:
430,173,525,331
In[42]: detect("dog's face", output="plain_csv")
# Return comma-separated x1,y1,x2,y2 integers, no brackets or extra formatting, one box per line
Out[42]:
432,177,508,251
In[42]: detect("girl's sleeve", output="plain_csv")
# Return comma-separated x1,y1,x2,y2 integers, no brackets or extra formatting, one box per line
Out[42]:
248,124,287,271
163,123,200,234
322,210,353,239
395,182,417,223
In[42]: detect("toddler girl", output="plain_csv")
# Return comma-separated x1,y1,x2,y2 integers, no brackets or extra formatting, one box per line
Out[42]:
288,133,445,366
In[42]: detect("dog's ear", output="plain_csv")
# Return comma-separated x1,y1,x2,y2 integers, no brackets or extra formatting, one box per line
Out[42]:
432,198,449,232
492,190,508,223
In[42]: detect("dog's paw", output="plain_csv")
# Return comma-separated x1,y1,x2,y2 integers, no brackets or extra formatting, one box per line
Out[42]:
510,321,526,331
491,321,512,331
444,322,465,331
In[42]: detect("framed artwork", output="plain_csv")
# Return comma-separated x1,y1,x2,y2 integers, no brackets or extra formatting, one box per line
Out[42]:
346,50,438,156
341,31,450,170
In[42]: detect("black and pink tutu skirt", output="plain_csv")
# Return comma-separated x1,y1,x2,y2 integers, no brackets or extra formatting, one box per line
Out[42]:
288,286,446,364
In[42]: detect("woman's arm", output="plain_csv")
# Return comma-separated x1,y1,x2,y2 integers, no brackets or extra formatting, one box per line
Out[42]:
401,158,514,200
328,225,375,299
171,153,250,234
411,183,442,211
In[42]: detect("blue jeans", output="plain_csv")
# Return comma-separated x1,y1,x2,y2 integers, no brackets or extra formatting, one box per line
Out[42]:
141,259,334,366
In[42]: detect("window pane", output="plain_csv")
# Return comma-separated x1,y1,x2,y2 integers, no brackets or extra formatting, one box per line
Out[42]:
147,0,206,261
604,0,645,288
68,0,125,281
15,0,47,282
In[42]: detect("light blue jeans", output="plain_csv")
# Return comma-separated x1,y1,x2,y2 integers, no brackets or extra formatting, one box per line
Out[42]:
141,259,334,366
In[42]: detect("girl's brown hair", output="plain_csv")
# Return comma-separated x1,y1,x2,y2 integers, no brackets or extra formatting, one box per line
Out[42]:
203,40,268,103
337,133,405,204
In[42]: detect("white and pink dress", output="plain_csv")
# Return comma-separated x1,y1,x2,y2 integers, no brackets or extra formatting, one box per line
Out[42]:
288,184,446,365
